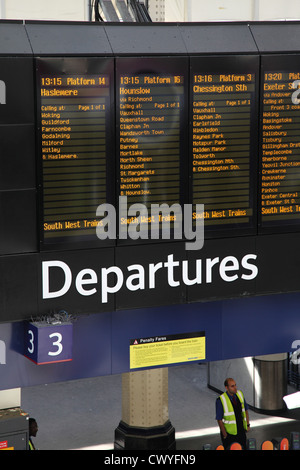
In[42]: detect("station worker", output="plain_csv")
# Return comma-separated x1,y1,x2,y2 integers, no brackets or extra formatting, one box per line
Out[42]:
216,377,250,449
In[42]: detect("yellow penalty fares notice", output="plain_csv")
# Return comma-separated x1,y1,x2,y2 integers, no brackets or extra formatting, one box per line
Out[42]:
130,333,205,369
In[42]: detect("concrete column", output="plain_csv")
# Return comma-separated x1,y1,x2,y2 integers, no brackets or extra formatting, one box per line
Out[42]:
114,368,175,450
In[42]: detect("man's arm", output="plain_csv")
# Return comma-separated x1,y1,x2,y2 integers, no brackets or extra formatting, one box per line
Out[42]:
217,420,227,439
216,397,227,438
246,410,250,431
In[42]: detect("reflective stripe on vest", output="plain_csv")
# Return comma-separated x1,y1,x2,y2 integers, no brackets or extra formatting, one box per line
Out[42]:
220,390,247,435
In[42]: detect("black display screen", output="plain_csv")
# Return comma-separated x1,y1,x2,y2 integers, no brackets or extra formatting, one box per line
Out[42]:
37,57,114,249
259,56,300,231
190,56,259,236
116,57,188,242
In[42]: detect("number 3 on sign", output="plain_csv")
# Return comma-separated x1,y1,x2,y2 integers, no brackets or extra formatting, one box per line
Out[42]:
48,332,63,356
25,322,73,364
27,329,34,354
27,330,63,356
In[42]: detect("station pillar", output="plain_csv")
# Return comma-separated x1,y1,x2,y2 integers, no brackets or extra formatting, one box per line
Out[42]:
114,367,176,450
208,353,288,412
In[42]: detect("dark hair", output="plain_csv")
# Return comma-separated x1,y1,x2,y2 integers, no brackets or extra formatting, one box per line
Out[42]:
224,378,234,387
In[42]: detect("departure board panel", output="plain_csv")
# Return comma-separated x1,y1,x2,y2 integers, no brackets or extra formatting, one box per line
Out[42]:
37,58,114,248
116,57,188,241
260,56,300,230
191,56,258,235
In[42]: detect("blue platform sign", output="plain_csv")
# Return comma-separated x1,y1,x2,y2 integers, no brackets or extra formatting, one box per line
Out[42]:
24,321,73,365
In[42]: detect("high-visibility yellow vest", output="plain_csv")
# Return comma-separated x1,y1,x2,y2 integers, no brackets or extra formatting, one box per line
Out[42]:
28,439,35,450
220,390,247,435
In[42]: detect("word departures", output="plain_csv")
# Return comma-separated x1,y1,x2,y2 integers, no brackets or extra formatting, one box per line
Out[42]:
42,252,258,304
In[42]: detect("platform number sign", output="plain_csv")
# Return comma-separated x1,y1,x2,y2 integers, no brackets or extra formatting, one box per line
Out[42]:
24,322,73,365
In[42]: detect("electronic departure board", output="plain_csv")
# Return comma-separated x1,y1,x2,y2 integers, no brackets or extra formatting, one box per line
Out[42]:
191,56,258,235
260,56,300,230
116,57,188,240
37,58,114,248
36,52,300,249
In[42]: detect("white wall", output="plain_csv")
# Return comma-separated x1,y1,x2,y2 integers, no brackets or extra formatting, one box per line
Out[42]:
259,0,300,20
1,0,300,24
165,0,300,22
165,0,254,22
164,0,185,21
1,0,89,21
148,0,165,21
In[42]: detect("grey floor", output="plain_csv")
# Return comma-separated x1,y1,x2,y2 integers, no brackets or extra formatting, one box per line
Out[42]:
21,363,300,450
